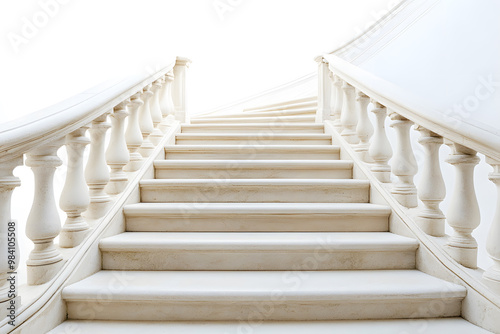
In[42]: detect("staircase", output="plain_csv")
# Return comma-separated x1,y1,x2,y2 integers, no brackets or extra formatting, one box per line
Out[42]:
50,100,488,333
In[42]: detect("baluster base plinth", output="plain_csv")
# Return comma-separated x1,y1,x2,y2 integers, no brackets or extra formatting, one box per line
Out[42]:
391,185,418,208
371,165,391,183
59,219,90,248
139,140,155,158
417,215,445,237
85,198,111,219
27,259,65,285
150,128,163,145
483,264,500,292
446,244,478,269
105,176,128,195
341,129,358,145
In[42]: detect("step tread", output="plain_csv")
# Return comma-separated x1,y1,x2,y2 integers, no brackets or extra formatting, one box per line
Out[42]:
100,232,418,252
165,144,339,152
124,202,391,215
190,115,315,123
140,178,369,187
154,159,353,169
181,123,324,129
49,318,490,334
62,270,466,302
175,133,330,139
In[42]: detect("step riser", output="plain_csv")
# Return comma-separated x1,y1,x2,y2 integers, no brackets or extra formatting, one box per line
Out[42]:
201,109,316,119
190,116,315,124
102,250,416,271
125,214,389,232
155,168,352,179
66,299,461,321
175,138,331,145
165,152,340,160
140,184,369,203
181,125,324,134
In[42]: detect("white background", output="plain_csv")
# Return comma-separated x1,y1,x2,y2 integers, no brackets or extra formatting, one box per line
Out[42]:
0,0,495,285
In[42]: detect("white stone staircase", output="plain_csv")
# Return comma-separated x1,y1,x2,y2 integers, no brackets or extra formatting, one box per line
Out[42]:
50,106,489,333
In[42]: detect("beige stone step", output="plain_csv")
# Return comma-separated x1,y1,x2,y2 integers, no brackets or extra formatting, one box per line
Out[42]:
154,160,352,179
175,133,331,145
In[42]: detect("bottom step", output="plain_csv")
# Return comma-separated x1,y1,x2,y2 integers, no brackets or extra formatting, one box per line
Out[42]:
63,270,465,321
50,318,489,334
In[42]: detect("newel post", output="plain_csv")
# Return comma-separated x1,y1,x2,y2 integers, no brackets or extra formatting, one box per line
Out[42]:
484,158,500,287
0,156,22,306
315,56,331,123
172,57,191,123
445,142,480,268
26,140,64,285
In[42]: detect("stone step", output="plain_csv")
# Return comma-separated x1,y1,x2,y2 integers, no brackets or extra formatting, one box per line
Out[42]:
180,123,324,134
164,145,340,160
124,203,391,232
50,318,490,334
196,107,316,119
100,232,418,271
154,160,353,179
62,270,466,321
175,133,331,145
244,96,317,112
189,115,316,124
139,179,370,203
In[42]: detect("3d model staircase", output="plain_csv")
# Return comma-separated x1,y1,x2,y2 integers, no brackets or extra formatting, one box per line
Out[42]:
51,98,488,333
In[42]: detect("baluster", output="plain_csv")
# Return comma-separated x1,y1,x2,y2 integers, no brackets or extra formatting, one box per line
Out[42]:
368,101,392,182
149,79,164,145
389,113,418,208
138,85,155,157
26,140,64,285
445,142,480,268
354,91,373,161
328,72,336,120
85,114,111,219
416,126,446,236
340,82,358,144
59,127,90,248
159,71,176,132
124,92,144,172
331,75,343,130
484,158,500,287
106,101,130,194
0,156,22,304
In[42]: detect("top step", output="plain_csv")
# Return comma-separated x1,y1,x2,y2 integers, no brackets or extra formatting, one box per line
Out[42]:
195,107,316,119
244,96,317,112
190,115,316,124
181,123,324,134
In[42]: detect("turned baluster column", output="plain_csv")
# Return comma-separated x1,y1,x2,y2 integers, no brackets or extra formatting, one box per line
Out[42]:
331,75,343,130
369,101,392,182
328,72,336,120
484,158,500,287
85,114,111,219
59,127,90,248
138,85,155,157
445,142,480,268
149,79,164,145
354,91,373,162
416,126,446,236
340,82,358,144
0,157,22,303
389,113,418,208
26,140,64,285
124,92,144,172
106,101,130,194
159,71,176,132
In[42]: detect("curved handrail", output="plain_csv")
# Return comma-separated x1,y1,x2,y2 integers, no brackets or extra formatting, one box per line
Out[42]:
0,58,176,163
324,54,500,161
